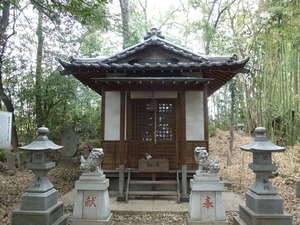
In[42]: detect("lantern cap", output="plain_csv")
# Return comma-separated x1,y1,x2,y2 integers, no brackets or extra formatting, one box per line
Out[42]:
241,127,285,152
19,126,63,151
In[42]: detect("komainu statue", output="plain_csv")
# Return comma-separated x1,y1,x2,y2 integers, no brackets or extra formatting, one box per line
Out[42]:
194,147,220,173
80,148,104,173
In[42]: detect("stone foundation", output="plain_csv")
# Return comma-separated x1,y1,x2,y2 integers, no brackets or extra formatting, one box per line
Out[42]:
12,201,68,225
72,213,114,225
233,204,293,225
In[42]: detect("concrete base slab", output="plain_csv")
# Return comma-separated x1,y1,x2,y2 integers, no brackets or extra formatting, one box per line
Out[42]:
186,214,228,225
12,201,67,225
234,204,293,225
71,213,114,225
61,190,244,213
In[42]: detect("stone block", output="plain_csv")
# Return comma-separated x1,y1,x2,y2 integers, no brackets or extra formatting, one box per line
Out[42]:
193,173,221,182
60,129,79,157
72,213,113,225
12,202,68,225
245,190,283,214
15,152,21,168
73,178,111,223
6,152,15,170
236,204,293,225
58,156,79,168
188,190,226,222
186,214,228,225
20,188,58,210
233,216,247,225
75,178,109,190
73,189,111,220
296,180,300,198
190,179,224,191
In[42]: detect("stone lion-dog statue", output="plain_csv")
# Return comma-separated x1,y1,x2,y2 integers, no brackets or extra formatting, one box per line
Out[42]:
80,148,104,173
194,147,220,173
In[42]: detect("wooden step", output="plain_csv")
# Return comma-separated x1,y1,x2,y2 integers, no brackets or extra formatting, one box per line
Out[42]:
125,169,181,203
129,180,177,185
128,191,178,196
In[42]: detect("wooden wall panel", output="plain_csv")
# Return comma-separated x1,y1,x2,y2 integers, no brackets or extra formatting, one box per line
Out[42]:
102,140,208,171
186,141,208,170
102,141,119,170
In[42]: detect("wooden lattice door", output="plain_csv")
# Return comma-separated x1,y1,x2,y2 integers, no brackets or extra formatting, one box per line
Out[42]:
128,99,177,169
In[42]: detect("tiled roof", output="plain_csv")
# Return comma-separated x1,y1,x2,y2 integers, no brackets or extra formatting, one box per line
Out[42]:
60,59,248,70
59,28,249,96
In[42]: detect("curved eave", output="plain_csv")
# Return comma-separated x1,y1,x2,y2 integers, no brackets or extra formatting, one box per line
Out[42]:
59,57,249,96
59,57,248,71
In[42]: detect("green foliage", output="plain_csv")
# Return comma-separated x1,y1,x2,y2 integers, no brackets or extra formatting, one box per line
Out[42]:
208,119,217,137
0,149,6,162
31,0,110,27
2,0,300,148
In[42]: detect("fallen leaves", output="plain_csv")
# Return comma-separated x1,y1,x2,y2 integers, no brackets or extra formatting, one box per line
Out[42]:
1,129,300,224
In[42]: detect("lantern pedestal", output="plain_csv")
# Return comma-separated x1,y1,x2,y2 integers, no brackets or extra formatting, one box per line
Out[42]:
233,127,292,225
235,204,293,225
72,172,113,225
11,127,68,225
187,173,227,225
11,202,67,225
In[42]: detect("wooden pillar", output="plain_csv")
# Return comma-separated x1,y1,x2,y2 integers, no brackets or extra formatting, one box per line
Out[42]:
203,84,209,150
178,91,188,202
100,87,105,141
120,91,126,164
179,91,186,164
117,91,126,201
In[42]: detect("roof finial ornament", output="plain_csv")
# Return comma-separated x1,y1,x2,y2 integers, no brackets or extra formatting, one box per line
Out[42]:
144,28,165,40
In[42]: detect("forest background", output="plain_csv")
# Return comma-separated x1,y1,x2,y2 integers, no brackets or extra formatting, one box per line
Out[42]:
0,0,299,154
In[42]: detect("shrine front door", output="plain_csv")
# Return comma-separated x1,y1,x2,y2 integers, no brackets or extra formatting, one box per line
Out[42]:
127,99,178,169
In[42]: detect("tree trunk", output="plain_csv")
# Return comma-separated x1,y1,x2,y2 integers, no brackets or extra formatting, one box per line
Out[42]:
119,0,130,49
35,7,44,127
228,81,235,166
0,1,19,150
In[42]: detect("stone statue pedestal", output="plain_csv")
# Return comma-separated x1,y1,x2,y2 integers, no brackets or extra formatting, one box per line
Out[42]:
72,172,113,225
187,173,227,225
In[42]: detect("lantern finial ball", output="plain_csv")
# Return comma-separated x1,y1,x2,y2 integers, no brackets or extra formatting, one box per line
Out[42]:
255,127,266,135
38,126,49,136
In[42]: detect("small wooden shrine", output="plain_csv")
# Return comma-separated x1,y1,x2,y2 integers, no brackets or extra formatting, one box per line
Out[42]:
60,28,249,201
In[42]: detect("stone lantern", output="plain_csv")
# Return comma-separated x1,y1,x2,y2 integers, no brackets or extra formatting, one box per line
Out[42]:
234,127,292,225
12,126,68,225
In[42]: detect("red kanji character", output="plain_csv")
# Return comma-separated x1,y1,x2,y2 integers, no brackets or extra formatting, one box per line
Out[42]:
85,196,97,207
203,196,214,209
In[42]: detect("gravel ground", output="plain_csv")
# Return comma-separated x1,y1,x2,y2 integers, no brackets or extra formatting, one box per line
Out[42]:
1,129,299,225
